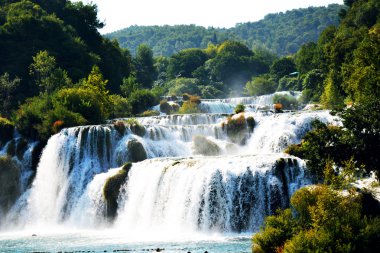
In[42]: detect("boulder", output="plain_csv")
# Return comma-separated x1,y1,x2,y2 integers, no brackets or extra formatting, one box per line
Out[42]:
127,139,147,162
192,135,221,156
103,162,132,219
0,156,21,214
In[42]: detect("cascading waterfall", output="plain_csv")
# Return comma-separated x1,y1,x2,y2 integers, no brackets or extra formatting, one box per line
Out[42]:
199,91,302,113
0,94,338,237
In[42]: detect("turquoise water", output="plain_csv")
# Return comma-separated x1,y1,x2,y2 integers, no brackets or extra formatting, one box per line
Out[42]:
0,230,252,253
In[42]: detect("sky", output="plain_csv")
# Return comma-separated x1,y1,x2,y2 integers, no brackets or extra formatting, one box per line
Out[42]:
75,0,343,34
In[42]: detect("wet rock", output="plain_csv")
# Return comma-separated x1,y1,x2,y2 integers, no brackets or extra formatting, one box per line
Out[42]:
127,139,147,162
103,163,132,219
0,155,21,215
192,135,221,156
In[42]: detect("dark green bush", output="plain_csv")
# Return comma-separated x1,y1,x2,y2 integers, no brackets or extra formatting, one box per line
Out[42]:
128,89,159,115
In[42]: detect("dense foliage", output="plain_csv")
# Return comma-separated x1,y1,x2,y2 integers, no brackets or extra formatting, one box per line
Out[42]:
107,5,341,56
0,0,132,101
252,185,380,253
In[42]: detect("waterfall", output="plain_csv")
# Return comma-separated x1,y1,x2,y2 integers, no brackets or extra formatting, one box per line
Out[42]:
0,93,338,234
115,155,308,233
199,91,302,114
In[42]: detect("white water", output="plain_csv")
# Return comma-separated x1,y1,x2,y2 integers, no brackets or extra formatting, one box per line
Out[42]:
199,91,302,113
0,94,338,251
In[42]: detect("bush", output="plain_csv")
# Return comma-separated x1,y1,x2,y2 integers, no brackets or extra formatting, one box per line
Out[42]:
234,103,245,114
140,110,160,117
55,87,110,124
109,94,132,119
222,115,249,144
284,120,350,181
253,185,380,253
245,76,277,96
179,101,201,114
167,78,201,96
128,89,159,115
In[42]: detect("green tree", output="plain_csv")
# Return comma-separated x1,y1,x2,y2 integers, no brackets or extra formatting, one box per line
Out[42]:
245,76,277,96
134,44,156,89
270,57,297,79
120,75,142,97
167,48,208,79
0,73,20,117
295,42,319,74
29,51,72,94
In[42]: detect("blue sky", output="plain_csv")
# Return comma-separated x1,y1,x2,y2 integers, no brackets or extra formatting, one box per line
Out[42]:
75,0,343,33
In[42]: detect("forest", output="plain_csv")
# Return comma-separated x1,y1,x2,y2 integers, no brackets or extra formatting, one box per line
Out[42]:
107,4,342,57
0,0,379,252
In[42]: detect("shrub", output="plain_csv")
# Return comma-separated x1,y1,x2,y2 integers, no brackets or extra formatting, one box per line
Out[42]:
179,101,201,114
245,76,277,96
140,110,160,117
222,115,248,143
109,94,132,119
128,89,159,115
253,185,380,253
234,103,245,114
55,87,110,124
167,78,201,96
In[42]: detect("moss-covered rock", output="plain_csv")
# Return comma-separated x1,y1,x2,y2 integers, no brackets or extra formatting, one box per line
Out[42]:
103,162,132,219
127,139,147,162
221,114,248,144
159,100,172,114
246,116,255,132
0,155,20,214
113,121,126,135
192,135,221,156
129,122,146,137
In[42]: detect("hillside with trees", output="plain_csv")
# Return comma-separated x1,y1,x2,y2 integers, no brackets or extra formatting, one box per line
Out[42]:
106,4,341,56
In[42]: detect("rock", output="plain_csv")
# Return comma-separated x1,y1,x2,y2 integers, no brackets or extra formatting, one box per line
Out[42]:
192,135,221,156
127,139,147,162
0,155,21,214
221,114,249,144
103,162,132,219
130,123,146,137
